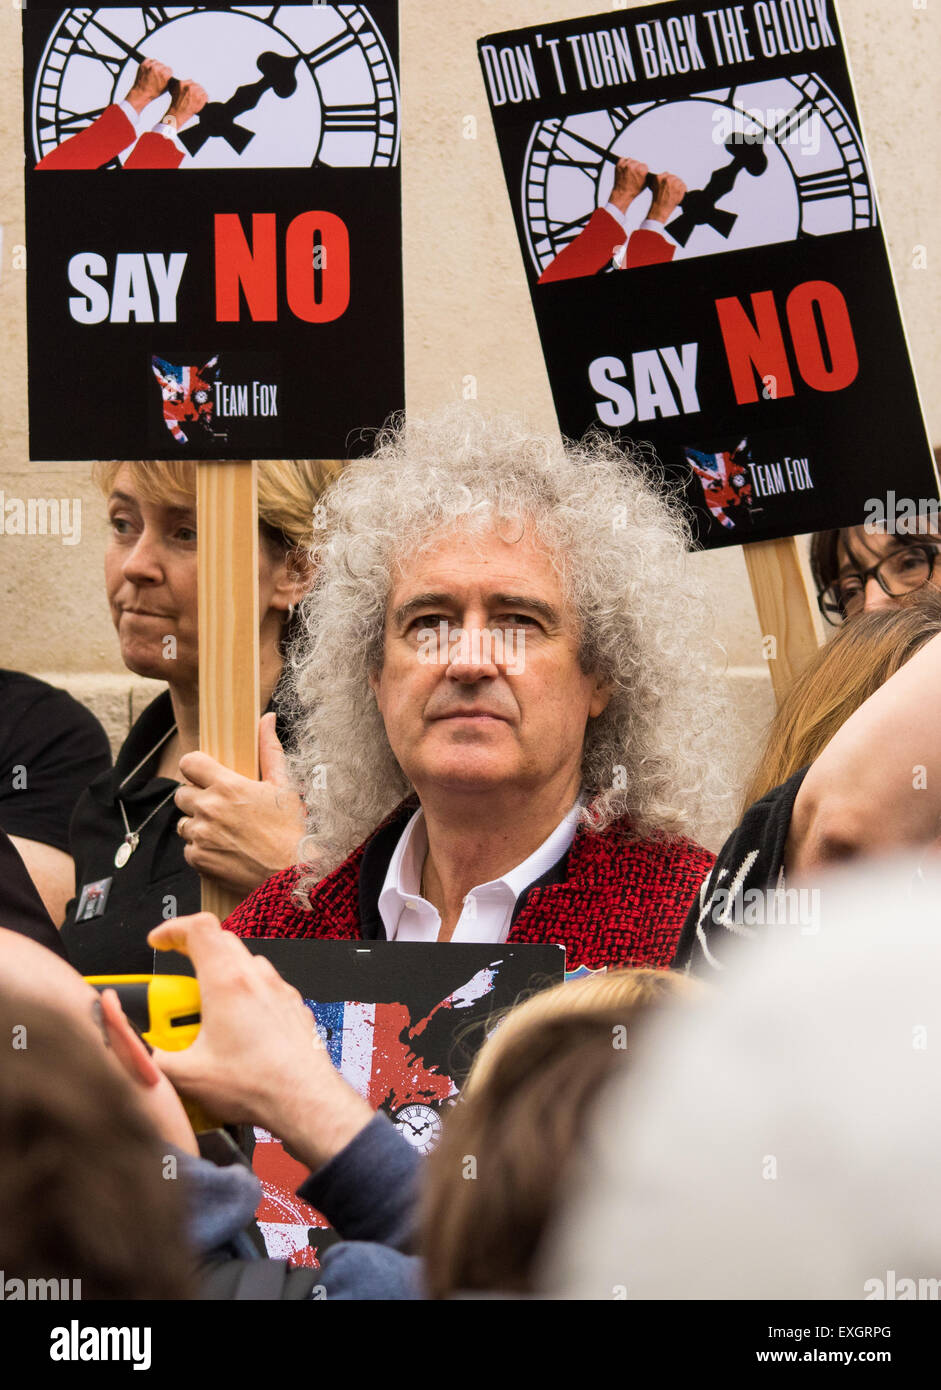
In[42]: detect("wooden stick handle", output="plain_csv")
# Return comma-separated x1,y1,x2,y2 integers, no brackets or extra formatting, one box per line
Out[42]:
742,536,820,706
196,461,259,922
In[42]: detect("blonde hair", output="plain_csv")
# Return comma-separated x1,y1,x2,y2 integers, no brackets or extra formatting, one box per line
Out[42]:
743,593,941,810
465,966,696,1096
92,458,344,552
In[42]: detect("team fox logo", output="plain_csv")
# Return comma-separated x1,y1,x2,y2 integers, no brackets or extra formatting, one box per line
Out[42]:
686,440,754,530
151,355,220,444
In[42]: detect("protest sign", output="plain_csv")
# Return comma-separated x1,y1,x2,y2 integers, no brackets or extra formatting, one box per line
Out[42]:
23,2,402,460
480,0,937,549
244,940,565,1267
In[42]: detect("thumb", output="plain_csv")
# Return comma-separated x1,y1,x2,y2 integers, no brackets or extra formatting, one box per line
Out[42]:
259,711,291,787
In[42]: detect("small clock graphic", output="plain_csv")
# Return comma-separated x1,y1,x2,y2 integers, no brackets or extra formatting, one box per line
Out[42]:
31,5,400,168
393,1103,442,1155
523,74,874,275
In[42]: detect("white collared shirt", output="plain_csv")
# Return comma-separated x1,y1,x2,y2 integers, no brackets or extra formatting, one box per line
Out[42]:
377,804,581,944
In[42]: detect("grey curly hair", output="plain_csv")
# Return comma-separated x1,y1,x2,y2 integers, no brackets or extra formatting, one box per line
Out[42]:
282,407,731,884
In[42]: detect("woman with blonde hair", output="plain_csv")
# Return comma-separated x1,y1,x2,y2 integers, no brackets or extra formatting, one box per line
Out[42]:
420,967,695,1298
61,458,341,975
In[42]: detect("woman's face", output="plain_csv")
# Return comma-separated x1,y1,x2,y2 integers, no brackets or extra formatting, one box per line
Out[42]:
835,525,941,619
104,465,296,686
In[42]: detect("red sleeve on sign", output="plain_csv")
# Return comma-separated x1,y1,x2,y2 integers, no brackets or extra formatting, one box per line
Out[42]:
123,132,185,170
35,105,136,170
624,228,676,268
537,207,627,284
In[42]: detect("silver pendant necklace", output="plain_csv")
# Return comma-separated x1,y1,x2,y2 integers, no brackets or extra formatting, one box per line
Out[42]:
114,722,179,869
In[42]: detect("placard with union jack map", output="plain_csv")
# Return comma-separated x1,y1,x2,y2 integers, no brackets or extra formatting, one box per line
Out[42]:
243,939,565,1268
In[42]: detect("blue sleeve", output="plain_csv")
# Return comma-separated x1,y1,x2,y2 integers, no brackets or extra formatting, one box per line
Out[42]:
317,1243,424,1300
297,1111,421,1251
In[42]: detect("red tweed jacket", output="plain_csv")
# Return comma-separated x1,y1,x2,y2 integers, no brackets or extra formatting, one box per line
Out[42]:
224,803,714,971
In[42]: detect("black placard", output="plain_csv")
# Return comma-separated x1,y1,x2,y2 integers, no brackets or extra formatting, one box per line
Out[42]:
479,0,937,548
23,2,403,461
242,939,566,1267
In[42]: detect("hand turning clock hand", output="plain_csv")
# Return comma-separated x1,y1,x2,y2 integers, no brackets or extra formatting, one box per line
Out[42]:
163,78,208,132
608,157,650,212
124,58,174,115
648,172,687,225
608,160,686,229
122,60,206,132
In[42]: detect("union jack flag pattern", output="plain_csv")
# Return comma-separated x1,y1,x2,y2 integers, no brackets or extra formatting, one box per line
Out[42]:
252,962,503,1266
151,355,219,444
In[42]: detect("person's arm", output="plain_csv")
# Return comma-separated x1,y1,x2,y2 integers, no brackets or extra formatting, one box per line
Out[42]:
0,829,68,958
538,156,650,284
7,836,74,927
0,679,110,920
124,78,207,170
623,228,677,268
622,172,685,268
299,1112,421,1249
35,58,172,170
537,207,629,284
173,714,308,897
787,629,941,877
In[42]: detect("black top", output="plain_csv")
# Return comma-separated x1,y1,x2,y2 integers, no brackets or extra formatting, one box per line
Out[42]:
0,669,111,853
671,765,810,975
62,689,289,977
0,828,68,960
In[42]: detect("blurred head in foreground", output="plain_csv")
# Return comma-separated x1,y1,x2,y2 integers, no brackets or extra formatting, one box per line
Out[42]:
538,858,941,1299
420,968,696,1298
0,930,191,1298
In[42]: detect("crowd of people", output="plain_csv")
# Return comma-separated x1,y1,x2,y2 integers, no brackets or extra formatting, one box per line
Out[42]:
3,407,941,1301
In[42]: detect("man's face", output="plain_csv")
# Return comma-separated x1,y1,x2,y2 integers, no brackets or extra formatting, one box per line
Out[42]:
369,524,611,809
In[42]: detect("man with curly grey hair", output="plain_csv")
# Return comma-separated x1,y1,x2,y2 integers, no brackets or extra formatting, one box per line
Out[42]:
223,409,722,969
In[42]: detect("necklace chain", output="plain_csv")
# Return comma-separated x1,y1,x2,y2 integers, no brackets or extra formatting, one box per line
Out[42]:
118,721,178,790
114,723,179,869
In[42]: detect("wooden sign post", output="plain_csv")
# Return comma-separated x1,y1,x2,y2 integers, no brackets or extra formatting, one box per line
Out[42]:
196,460,260,922
743,536,820,706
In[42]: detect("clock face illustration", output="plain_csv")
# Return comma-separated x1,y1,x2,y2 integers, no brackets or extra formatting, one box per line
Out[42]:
393,1103,442,1155
523,75,874,275
31,4,400,168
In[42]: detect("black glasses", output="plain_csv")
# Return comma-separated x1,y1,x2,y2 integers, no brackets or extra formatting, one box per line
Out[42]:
818,543,941,626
